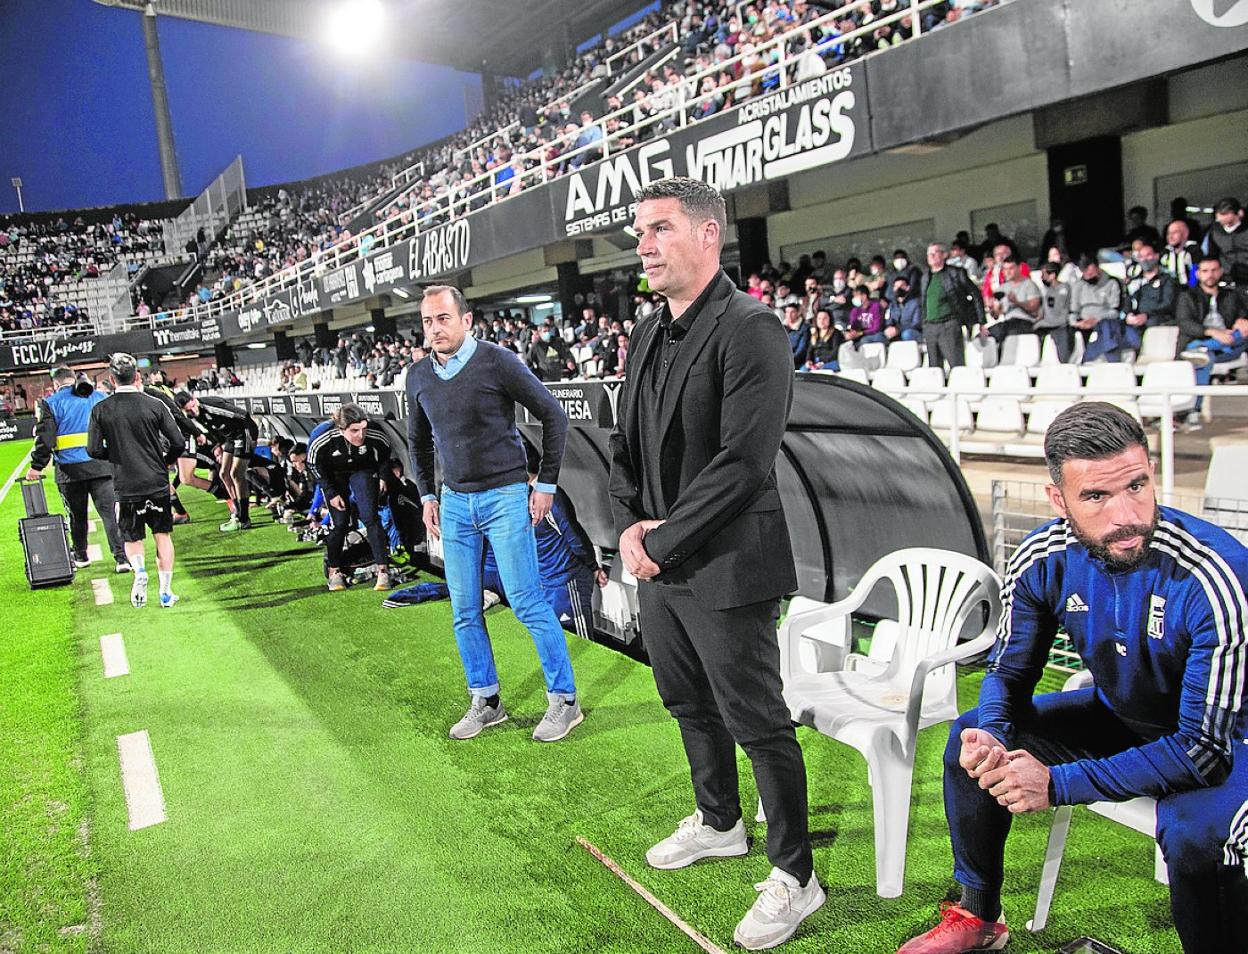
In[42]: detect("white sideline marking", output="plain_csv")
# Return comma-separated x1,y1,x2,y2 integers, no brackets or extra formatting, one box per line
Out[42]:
92,578,113,605
0,452,32,508
87,520,97,533
87,544,103,562
116,731,166,830
100,633,129,678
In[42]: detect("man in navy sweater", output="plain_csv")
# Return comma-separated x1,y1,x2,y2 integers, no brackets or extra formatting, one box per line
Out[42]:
899,402,1247,954
406,284,582,743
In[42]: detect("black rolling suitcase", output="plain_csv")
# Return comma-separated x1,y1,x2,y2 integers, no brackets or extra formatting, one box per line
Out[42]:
18,478,74,589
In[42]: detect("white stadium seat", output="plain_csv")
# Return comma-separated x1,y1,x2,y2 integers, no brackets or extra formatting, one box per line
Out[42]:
1138,361,1196,418
884,339,921,373
1135,325,1179,366
1083,363,1141,421
999,333,1040,369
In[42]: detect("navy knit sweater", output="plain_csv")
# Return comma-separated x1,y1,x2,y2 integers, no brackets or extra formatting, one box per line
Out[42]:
405,339,567,498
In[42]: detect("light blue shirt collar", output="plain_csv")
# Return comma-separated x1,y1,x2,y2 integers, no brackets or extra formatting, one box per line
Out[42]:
431,334,478,381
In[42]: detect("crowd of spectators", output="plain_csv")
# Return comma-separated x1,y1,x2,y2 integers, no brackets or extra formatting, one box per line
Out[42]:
190,192,1246,404
0,214,165,337
177,0,1007,315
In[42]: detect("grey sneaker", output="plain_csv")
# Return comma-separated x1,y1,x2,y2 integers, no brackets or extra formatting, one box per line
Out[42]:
449,697,509,740
733,867,826,950
531,696,583,742
646,810,748,870
1180,348,1211,368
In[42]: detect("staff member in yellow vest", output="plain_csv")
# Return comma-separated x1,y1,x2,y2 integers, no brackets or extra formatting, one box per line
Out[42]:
26,366,130,572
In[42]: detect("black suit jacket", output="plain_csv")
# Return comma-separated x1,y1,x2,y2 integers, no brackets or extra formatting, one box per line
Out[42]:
608,271,798,611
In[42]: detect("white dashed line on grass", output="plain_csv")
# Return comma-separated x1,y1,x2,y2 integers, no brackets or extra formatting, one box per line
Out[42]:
87,519,97,533
100,633,130,678
87,544,103,563
0,452,32,508
91,578,113,605
117,731,166,831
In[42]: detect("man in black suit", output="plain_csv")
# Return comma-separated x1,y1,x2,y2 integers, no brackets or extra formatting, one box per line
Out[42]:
609,178,823,951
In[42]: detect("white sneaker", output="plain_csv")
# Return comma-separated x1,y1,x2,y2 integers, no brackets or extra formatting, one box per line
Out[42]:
645,811,748,870
130,572,149,609
733,867,825,950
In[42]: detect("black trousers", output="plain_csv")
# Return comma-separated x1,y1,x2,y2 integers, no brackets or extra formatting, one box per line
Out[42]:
1036,325,1074,363
58,476,125,560
923,321,965,370
638,580,813,883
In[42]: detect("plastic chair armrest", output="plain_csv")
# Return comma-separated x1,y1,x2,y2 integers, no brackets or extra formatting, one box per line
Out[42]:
900,631,998,757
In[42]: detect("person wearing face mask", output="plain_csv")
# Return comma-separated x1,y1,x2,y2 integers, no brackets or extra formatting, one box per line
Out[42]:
846,285,886,346
800,276,824,323
1070,256,1126,363
884,249,921,304
526,322,577,382
826,268,852,327
884,277,922,342
1036,263,1074,363
864,256,888,299
1124,241,1177,350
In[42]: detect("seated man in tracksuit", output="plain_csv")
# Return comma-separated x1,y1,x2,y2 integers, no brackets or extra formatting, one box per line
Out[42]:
385,473,605,639
899,402,1247,954
307,403,393,592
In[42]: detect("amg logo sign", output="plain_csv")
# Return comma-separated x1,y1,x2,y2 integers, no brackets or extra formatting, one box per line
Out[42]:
561,67,863,238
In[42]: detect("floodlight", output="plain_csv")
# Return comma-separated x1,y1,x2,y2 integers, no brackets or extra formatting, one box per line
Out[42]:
324,0,385,56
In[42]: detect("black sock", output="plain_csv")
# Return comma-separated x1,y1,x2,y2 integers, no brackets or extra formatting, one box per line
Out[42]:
483,694,500,709
171,491,186,516
237,495,250,523
960,885,1002,922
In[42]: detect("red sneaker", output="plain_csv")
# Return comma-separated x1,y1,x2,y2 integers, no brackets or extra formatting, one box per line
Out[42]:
897,902,1009,953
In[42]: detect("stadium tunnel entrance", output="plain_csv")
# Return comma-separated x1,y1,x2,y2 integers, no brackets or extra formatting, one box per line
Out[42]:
244,375,985,651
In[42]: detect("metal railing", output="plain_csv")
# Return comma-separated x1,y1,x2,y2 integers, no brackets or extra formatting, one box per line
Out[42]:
162,155,247,257
117,0,970,332
0,320,97,342
605,21,678,75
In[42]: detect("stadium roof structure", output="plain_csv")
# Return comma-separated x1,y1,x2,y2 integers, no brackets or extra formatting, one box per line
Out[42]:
91,0,656,76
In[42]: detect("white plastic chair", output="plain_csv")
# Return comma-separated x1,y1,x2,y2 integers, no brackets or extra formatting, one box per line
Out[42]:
886,339,922,373
837,367,870,385
1083,363,1141,421
871,367,907,394
948,365,987,413
838,341,866,371
1138,361,1196,419
1000,334,1041,369
962,398,1025,454
777,548,1002,898
907,366,946,405
1028,670,1167,932
1135,326,1179,366
860,341,887,372
1201,442,1248,544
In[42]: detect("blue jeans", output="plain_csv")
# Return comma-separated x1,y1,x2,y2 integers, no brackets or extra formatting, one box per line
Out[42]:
440,483,576,700
1186,331,1247,409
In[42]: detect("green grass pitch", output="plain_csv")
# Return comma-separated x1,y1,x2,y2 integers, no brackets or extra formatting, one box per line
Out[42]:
0,437,1180,952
